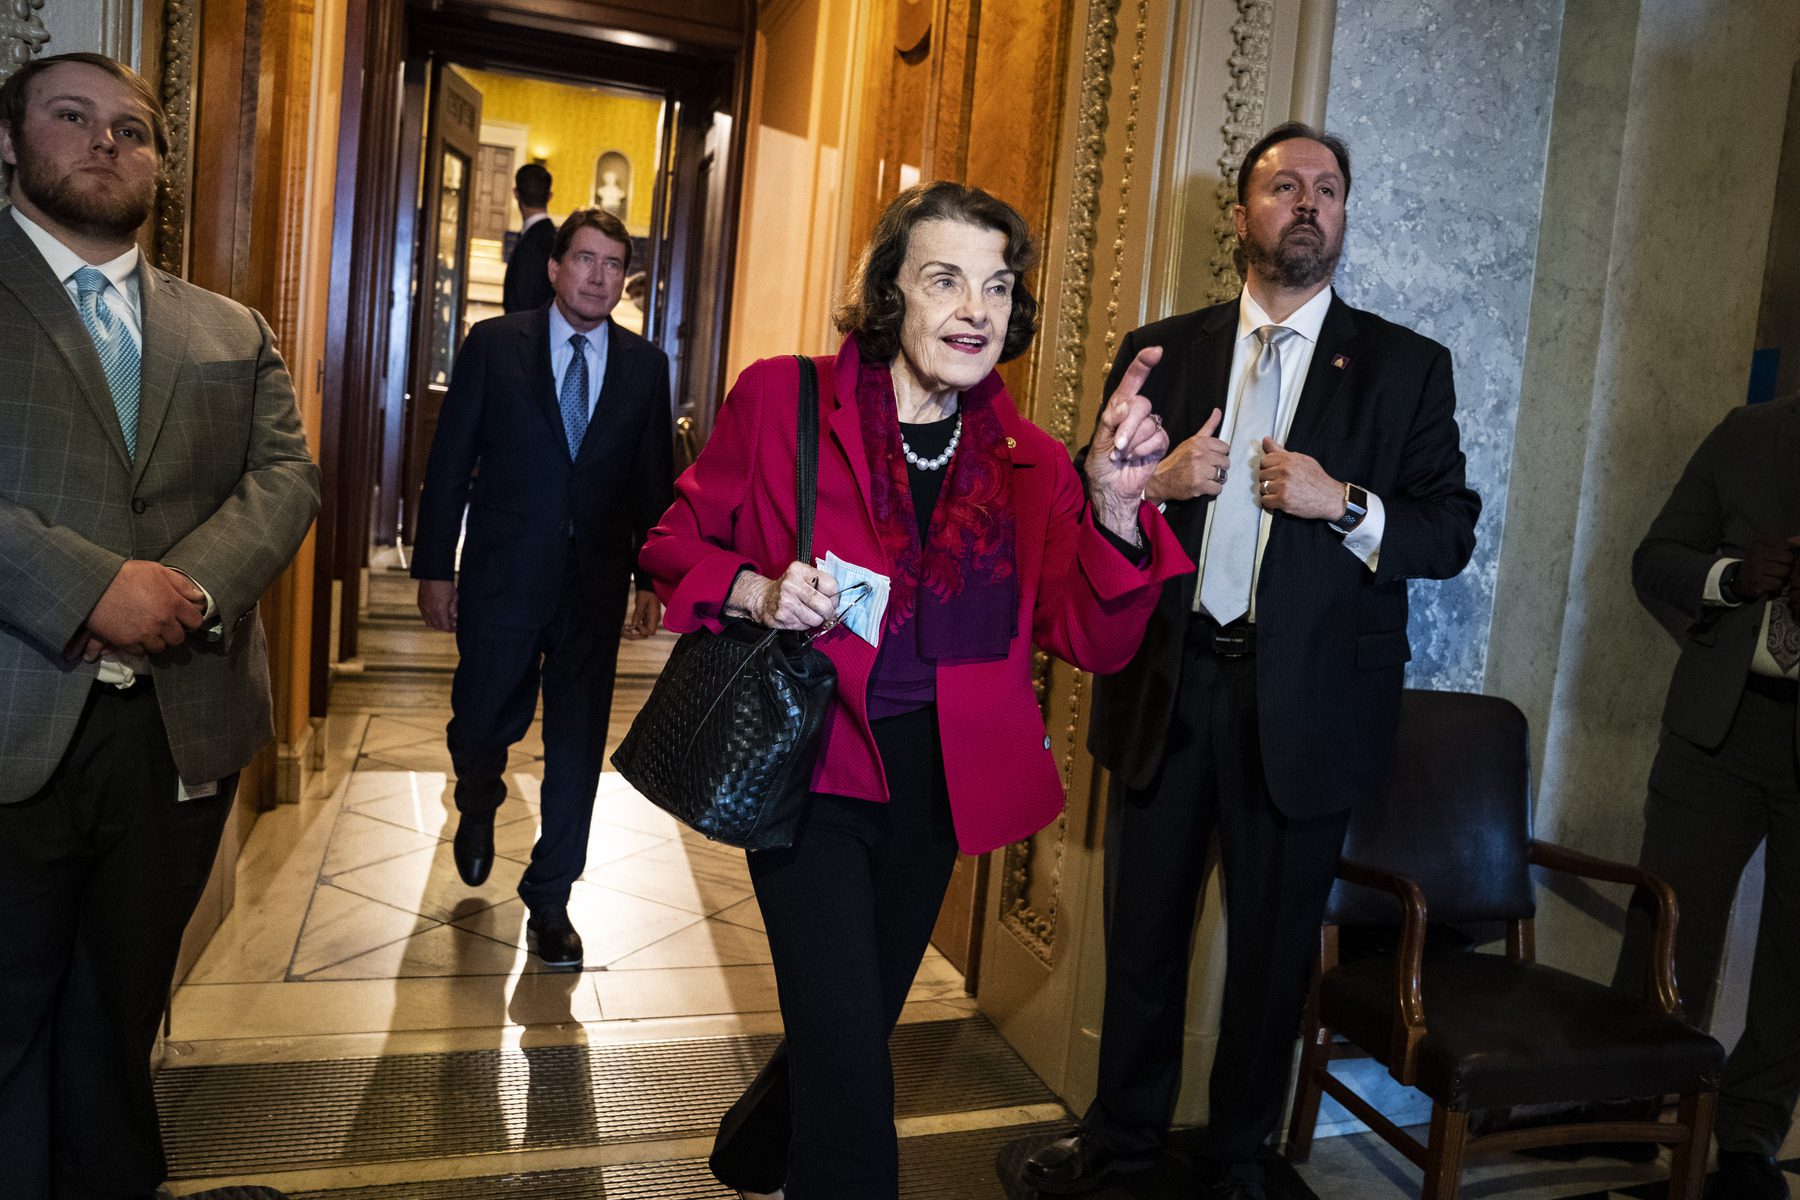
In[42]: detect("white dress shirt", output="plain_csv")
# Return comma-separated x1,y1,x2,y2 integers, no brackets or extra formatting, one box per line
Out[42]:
1192,287,1387,621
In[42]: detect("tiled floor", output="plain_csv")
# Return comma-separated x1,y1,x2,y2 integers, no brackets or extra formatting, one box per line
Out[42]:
171,609,971,1058
162,565,1798,1198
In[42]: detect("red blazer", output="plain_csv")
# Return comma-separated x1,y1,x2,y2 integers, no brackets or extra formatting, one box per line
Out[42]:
641,341,1191,854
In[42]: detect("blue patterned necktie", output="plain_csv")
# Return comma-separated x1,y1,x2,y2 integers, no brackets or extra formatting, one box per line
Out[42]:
1199,325,1293,624
72,266,141,458
559,333,590,457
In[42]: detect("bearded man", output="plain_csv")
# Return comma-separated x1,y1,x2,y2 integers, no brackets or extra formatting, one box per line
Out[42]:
1022,122,1480,1199
0,53,318,1200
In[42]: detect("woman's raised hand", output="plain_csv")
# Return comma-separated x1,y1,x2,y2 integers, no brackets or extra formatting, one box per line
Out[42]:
1084,345,1170,539
727,561,842,630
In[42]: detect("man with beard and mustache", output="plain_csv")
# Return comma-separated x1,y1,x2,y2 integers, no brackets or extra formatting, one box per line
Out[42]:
1022,122,1479,1199
0,53,318,1200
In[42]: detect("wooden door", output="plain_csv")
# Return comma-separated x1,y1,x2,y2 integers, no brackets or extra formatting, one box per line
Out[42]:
401,63,483,548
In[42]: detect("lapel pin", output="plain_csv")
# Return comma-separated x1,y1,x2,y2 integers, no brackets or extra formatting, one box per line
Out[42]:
1331,354,1350,370
1005,436,1017,449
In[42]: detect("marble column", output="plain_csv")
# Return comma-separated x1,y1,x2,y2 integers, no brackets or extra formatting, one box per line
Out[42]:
1323,0,1565,690
1489,0,1800,988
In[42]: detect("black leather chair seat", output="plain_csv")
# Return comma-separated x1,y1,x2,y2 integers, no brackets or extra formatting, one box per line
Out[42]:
1321,951,1725,1112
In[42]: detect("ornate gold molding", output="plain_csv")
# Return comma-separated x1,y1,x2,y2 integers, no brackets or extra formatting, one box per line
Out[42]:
1102,0,1147,368
153,0,196,275
1003,0,1140,967
1208,0,1275,302
0,0,50,85
1045,0,1119,450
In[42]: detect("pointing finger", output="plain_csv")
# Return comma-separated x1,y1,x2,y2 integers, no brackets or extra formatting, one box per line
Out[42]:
1104,346,1166,432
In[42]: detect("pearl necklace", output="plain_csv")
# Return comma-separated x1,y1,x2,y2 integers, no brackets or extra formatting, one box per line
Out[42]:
901,412,962,472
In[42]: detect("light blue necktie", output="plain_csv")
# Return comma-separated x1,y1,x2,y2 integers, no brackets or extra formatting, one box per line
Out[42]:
1198,324,1292,624
559,332,590,458
72,266,141,458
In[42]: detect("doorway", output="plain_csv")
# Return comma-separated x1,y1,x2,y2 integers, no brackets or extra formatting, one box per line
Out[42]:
310,0,752,697
386,64,674,552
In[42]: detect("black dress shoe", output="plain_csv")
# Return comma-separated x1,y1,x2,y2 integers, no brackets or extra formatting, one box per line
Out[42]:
527,903,584,969
1021,1131,1156,1194
1707,1150,1788,1199
452,814,495,886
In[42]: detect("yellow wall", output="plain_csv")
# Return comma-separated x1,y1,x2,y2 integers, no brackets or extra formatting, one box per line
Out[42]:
459,67,663,235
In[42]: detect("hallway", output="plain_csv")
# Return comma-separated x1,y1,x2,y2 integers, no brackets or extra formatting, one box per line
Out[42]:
142,567,1796,1198
156,562,1005,1195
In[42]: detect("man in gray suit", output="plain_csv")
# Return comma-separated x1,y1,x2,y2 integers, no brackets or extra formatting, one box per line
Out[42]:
0,53,319,1199
1617,395,1799,1200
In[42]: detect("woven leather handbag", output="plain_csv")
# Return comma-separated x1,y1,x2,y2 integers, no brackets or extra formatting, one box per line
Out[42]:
611,356,835,850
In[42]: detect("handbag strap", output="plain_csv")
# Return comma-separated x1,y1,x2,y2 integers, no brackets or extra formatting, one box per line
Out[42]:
793,354,819,563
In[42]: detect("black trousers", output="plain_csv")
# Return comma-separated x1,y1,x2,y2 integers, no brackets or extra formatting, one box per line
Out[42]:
447,559,627,908
0,681,233,1200
1083,632,1351,1184
709,705,961,1199
1613,677,1799,1157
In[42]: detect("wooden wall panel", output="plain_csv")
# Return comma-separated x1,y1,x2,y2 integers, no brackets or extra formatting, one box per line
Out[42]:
847,0,1072,415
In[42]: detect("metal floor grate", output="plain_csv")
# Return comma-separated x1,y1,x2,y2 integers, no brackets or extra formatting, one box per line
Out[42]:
160,1018,1055,1178
286,1122,1067,1199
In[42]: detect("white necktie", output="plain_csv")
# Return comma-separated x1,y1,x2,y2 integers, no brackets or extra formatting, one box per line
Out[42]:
1199,325,1292,625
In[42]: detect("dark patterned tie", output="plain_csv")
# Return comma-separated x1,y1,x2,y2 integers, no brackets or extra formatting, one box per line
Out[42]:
72,267,141,458
1770,599,1800,674
559,333,590,457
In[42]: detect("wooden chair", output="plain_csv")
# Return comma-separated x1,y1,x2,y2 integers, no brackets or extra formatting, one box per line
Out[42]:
1283,690,1724,1199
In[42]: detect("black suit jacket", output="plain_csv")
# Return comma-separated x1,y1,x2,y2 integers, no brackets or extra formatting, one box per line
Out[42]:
411,308,674,631
1088,292,1480,818
1634,394,1800,748
502,218,556,314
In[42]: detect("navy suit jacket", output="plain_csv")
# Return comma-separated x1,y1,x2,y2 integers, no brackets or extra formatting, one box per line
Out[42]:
1634,394,1800,748
502,219,555,314
1087,292,1480,818
411,307,674,631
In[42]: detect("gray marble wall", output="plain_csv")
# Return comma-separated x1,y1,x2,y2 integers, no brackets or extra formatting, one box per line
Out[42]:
31,0,136,68
1490,0,1800,980
1323,0,1565,690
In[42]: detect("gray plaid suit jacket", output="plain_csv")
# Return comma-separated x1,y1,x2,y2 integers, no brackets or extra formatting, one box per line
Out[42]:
0,213,321,803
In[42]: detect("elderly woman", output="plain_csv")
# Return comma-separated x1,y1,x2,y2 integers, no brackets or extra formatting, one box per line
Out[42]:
639,181,1188,1199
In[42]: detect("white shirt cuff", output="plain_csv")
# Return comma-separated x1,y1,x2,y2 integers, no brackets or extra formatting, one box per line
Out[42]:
1704,557,1740,606
167,566,217,620
1336,491,1385,572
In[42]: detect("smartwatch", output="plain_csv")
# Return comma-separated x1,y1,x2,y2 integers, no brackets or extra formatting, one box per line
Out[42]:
1329,483,1369,534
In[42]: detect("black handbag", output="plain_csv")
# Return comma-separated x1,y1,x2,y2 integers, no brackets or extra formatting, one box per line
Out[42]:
611,356,835,850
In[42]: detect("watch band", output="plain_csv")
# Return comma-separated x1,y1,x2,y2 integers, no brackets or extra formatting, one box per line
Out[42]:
1330,482,1368,533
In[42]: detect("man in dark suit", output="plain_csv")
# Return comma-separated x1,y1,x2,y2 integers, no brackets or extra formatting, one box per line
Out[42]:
1024,123,1479,1199
0,54,318,1198
414,208,673,969
501,162,555,313
1614,396,1799,1200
